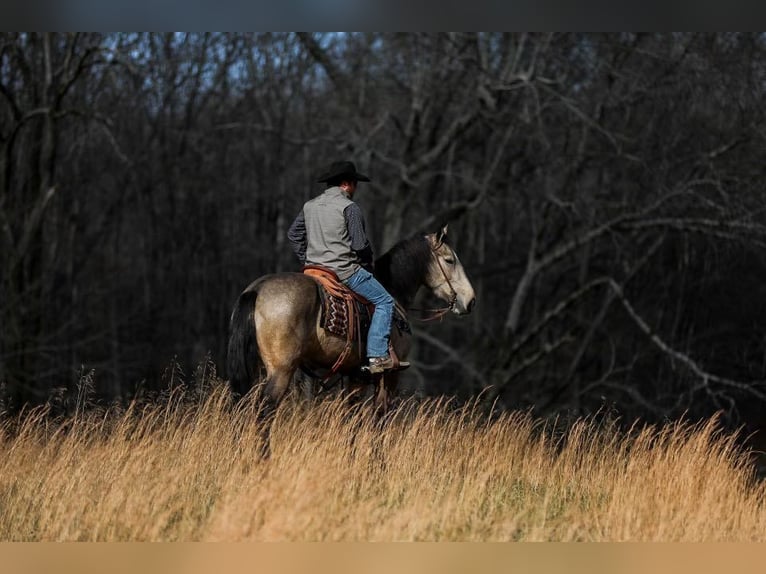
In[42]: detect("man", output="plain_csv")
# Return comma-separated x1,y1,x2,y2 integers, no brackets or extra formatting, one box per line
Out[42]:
287,160,409,374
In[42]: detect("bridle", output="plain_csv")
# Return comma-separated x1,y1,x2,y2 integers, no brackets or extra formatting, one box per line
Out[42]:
411,241,459,322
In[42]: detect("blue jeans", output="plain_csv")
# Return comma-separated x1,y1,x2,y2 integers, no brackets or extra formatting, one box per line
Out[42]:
343,268,394,358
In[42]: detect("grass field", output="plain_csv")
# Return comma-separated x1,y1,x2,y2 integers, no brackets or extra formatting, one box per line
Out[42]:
1,377,765,541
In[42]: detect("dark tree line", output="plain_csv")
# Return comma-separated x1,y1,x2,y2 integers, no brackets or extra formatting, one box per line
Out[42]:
3,32,766,434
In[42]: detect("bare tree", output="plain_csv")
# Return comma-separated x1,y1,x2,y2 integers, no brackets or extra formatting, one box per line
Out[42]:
3,33,766,434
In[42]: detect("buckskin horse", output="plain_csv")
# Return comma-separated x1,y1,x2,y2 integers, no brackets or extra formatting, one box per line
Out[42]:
226,224,476,417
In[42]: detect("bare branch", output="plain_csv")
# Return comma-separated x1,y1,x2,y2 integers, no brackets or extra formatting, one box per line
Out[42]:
408,110,478,178
296,33,344,89
504,189,734,334
501,276,614,368
609,278,766,403
413,328,486,385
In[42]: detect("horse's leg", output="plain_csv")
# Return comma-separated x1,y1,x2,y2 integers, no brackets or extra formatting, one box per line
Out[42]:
384,371,401,408
345,377,368,406
253,288,308,457
372,373,389,419
263,368,292,412
368,371,402,473
373,371,401,423
254,366,294,459
255,310,299,458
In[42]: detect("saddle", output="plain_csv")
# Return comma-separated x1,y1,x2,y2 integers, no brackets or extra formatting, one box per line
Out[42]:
304,265,375,340
303,265,410,379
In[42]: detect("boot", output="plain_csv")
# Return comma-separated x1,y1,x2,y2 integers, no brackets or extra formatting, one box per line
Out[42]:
362,355,410,374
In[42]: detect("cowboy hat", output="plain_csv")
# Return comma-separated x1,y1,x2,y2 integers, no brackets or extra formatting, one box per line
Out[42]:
316,161,371,183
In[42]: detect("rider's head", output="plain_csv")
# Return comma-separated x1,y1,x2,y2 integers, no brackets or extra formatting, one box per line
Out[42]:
316,161,371,192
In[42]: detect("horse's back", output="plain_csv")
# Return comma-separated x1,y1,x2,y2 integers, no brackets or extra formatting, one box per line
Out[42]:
228,273,317,393
248,272,319,321
248,271,356,372
244,271,314,292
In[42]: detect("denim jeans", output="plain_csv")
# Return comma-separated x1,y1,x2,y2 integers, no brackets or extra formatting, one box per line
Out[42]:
343,267,394,358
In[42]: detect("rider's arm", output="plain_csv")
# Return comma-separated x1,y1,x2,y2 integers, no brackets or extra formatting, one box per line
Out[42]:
287,210,307,265
344,203,374,271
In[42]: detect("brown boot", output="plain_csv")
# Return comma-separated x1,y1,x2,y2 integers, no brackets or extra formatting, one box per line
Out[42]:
363,355,410,374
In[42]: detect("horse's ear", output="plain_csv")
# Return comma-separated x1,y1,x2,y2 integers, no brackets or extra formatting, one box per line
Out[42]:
426,223,449,248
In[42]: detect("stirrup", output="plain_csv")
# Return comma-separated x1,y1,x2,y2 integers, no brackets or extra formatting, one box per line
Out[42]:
362,355,410,374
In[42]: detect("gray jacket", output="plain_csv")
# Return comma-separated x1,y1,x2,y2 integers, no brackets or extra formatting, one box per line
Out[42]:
287,187,373,280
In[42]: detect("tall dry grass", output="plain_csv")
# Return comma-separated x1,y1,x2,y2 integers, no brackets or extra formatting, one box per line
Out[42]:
1,378,765,541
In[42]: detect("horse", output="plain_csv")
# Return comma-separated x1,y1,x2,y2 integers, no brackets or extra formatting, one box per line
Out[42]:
226,224,476,418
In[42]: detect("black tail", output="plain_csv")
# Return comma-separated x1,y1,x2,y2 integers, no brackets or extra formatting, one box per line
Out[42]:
227,289,260,398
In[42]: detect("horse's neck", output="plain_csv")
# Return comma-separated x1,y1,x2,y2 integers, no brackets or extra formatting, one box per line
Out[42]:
375,245,427,308
380,278,420,309
375,236,430,307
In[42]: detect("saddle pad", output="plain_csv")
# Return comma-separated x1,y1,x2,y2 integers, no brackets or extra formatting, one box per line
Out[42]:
303,266,410,339
304,267,372,339
315,285,372,339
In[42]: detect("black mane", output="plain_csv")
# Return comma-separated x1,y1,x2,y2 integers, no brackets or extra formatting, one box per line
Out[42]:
374,234,435,306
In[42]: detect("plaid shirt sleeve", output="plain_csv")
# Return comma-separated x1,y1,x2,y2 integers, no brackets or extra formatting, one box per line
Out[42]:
344,203,374,266
287,210,307,264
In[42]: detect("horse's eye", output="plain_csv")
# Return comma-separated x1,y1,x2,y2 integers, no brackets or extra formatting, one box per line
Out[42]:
444,258,455,265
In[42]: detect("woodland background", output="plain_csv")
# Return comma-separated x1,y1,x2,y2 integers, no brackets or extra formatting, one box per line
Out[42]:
3,32,766,435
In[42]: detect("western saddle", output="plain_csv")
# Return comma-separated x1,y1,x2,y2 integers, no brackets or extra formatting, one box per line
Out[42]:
302,265,409,379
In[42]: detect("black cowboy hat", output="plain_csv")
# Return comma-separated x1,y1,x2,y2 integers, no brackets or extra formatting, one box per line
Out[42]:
316,160,371,183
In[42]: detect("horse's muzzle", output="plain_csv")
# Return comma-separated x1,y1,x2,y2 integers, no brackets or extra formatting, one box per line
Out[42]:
454,296,476,315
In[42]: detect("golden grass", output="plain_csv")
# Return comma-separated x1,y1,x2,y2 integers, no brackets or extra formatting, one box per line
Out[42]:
1,381,764,541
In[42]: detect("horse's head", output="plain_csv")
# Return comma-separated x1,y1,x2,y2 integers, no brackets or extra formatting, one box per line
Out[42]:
425,224,476,315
